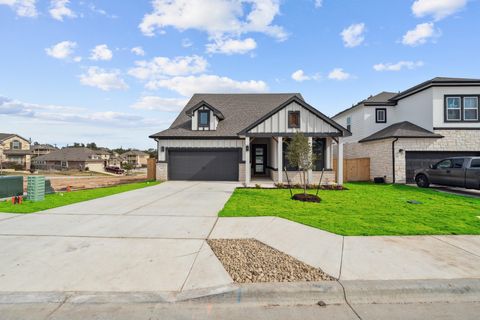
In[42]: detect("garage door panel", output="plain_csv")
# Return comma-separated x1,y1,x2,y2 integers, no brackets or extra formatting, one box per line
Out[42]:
405,151,480,183
169,149,239,181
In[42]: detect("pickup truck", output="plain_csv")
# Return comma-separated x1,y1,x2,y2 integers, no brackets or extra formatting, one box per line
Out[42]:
414,157,480,189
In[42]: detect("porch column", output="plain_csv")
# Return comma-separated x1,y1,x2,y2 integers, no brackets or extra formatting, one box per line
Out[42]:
308,137,313,184
245,137,251,185
325,138,332,169
277,136,283,183
337,139,344,186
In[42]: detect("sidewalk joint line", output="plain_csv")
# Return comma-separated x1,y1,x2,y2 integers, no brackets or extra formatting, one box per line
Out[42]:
430,236,480,258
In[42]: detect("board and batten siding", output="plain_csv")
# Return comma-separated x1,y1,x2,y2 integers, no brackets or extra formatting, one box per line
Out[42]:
248,101,338,134
157,139,245,161
191,106,219,131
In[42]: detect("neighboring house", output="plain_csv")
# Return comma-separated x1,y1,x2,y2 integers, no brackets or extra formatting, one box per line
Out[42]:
31,144,58,158
95,148,112,166
332,77,480,183
121,150,149,168
149,94,350,184
0,133,31,170
32,147,104,172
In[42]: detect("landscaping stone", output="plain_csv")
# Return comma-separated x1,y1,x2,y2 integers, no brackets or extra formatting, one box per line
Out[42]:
207,239,334,283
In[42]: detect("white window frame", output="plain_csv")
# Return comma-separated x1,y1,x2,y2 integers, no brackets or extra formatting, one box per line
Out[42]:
463,96,479,121
446,97,461,121
12,140,21,150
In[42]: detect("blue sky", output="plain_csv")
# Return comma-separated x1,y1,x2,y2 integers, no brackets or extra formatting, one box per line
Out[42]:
1,0,479,149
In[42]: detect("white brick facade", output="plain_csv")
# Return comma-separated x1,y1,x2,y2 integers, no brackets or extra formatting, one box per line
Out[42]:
156,162,168,181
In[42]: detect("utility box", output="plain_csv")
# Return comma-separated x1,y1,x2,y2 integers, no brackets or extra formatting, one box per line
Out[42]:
27,176,45,202
0,176,24,198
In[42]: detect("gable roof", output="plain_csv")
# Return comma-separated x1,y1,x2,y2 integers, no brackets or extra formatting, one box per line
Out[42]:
390,77,480,101
332,92,397,119
122,150,149,156
359,121,443,143
150,93,303,138
240,95,350,136
185,100,225,120
0,133,30,143
33,147,102,162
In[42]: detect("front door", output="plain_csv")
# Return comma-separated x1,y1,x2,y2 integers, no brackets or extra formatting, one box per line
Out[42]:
252,144,267,175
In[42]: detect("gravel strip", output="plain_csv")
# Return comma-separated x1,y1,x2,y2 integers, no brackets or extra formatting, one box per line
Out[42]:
207,239,334,283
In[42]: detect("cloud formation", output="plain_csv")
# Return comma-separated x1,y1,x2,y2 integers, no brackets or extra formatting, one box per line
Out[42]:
79,67,128,91
373,61,424,72
341,23,365,48
45,41,77,60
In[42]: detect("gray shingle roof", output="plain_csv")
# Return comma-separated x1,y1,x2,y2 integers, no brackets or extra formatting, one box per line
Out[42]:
122,150,149,156
149,93,303,138
33,148,103,162
0,133,14,141
332,92,397,119
359,121,443,143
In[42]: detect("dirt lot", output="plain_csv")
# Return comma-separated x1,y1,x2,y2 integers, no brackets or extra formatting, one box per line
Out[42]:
22,175,148,191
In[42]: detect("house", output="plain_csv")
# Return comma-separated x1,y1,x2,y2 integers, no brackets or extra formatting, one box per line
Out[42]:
121,150,149,168
149,94,350,184
31,144,58,158
32,147,104,172
332,77,480,183
0,133,31,170
95,148,112,166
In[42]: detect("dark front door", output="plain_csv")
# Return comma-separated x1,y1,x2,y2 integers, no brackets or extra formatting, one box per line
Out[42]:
168,149,239,181
252,144,267,175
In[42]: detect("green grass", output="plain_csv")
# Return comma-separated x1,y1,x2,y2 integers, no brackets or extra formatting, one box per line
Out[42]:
219,183,480,236
0,181,160,214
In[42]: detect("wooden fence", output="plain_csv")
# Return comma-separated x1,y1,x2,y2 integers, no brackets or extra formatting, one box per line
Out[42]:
147,158,156,180
333,157,370,182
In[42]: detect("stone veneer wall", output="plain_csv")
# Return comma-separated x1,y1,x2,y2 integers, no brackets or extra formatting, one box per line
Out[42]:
156,162,168,181
270,170,336,185
341,129,480,183
238,163,246,182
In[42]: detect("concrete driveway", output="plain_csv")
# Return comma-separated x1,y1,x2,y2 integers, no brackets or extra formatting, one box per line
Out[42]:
0,181,237,294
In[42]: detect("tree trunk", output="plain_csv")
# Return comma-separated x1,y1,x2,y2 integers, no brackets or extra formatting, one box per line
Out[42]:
303,170,307,196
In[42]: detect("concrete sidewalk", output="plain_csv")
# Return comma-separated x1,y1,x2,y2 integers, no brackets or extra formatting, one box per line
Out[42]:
210,217,480,280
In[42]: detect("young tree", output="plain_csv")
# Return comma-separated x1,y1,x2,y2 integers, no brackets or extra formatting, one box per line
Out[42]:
286,132,316,196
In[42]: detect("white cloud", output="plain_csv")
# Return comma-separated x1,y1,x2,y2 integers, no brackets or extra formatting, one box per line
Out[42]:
373,60,424,72
328,68,352,81
90,44,113,61
291,69,320,82
45,41,77,60
402,22,439,46
206,37,257,55
0,0,37,17
139,0,287,41
128,55,208,80
340,23,365,48
146,74,268,97
79,67,128,91
131,96,188,112
0,95,161,129
131,46,145,56
412,0,467,21
314,0,322,8
49,0,76,21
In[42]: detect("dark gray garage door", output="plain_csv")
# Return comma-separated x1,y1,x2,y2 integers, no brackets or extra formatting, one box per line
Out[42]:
405,151,480,183
168,149,240,181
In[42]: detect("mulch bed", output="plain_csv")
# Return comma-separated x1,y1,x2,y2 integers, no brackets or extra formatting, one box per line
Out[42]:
292,193,321,202
207,239,334,283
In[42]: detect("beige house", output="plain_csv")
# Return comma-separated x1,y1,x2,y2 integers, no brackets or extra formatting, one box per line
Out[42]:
121,150,149,168
0,133,31,170
31,144,58,158
32,147,104,172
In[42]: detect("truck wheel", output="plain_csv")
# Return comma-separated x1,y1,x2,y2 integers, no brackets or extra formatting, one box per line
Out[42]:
415,174,430,188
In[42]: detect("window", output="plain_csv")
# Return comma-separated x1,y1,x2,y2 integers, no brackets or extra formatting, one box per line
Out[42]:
288,111,300,128
452,158,465,168
436,159,453,169
312,138,325,171
11,140,21,150
471,159,480,168
198,110,210,127
446,97,461,121
375,108,387,123
346,117,352,132
464,97,479,121
445,96,479,122
61,161,68,167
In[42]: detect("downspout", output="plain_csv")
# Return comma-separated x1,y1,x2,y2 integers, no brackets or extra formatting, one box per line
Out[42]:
392,138,399,184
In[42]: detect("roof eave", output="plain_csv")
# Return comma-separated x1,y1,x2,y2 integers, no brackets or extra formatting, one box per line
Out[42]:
359,134,443,143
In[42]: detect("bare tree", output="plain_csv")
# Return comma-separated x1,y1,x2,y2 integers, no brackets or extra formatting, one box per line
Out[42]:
286,132,316,196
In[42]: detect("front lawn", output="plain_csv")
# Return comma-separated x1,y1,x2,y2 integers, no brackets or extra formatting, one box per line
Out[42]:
219,183,480,236
0,181,160,214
